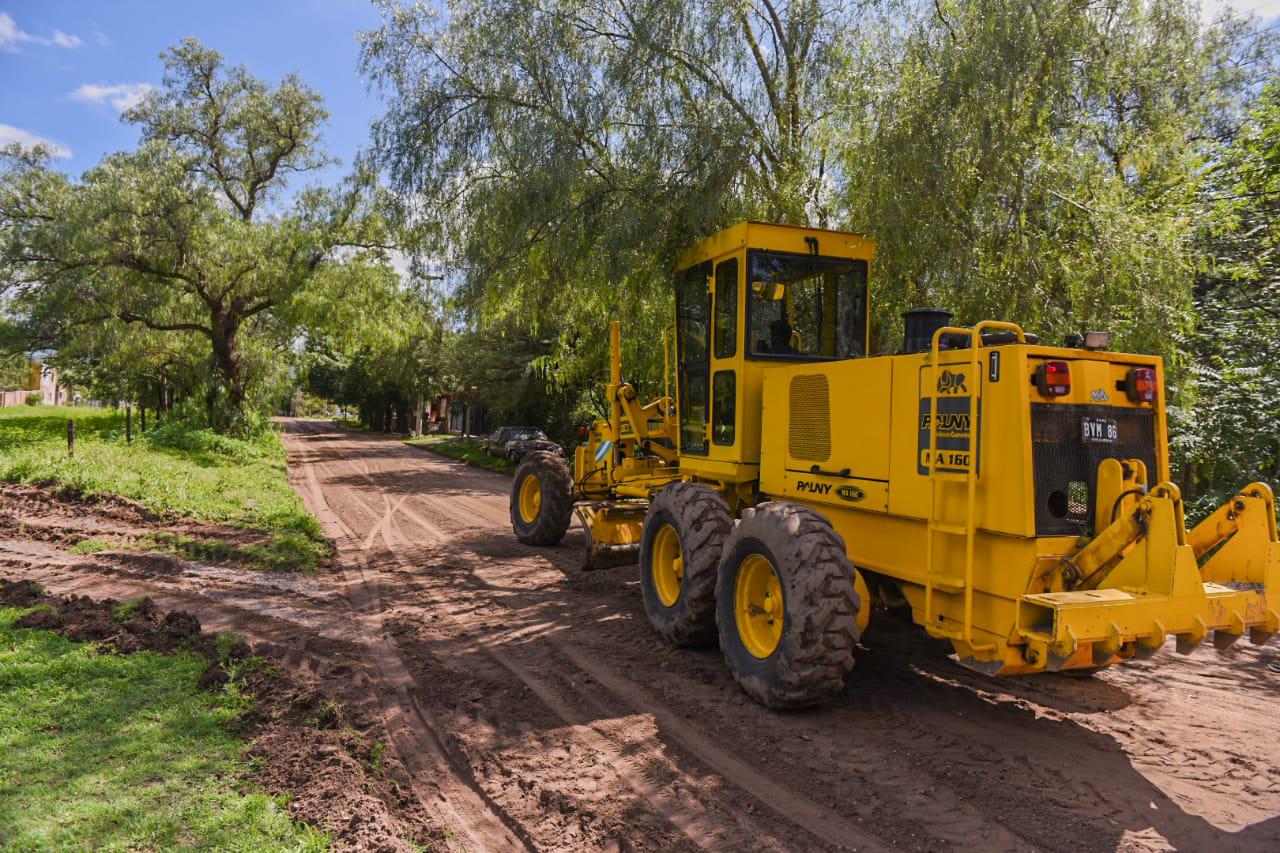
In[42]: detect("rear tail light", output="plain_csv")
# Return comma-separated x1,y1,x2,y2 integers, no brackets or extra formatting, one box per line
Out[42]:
1124,367,1157,403
1034,361,1071,397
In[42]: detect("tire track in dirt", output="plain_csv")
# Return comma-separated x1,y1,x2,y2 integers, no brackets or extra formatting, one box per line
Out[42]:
313,446,753,850
387,539,1024,852
289,432,533,851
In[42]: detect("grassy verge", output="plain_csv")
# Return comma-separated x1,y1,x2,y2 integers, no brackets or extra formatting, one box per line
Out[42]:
0,406,330,571
0,605,327,850
405,434,518,475
331,416,366,431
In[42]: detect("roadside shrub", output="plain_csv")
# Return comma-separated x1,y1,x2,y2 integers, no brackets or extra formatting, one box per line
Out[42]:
146,422,274,462
25,392,41,406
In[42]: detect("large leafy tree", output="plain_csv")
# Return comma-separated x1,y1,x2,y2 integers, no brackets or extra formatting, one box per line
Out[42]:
305,281,450,432
360,0,863,386
0,39,395,432
1172,77,1280,513
843,0,1274,358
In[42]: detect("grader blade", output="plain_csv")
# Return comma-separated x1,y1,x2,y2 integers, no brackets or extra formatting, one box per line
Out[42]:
576,503,645,571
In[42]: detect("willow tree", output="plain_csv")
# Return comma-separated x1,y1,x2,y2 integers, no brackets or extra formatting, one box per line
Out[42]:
0,39,395,432
1172,77,1280,513
361,0,864,390
841,0,1276,357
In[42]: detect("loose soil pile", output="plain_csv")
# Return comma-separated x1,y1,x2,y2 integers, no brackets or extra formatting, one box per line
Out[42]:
4,579,207,656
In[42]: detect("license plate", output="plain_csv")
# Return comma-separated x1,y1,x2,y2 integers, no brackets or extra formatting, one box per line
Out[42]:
1082,416,1118,444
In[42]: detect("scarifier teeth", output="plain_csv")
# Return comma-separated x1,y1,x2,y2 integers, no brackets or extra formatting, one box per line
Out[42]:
1175,634,1203,655
1212,630,1242,650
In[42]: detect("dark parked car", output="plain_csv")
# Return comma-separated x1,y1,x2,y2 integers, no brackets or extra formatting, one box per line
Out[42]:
484,426,563,462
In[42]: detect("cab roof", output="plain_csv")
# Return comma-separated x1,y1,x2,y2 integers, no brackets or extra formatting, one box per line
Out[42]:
675,221,875,271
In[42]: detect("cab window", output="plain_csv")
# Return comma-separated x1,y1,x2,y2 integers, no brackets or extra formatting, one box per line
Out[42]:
712,371,735,445
746,251,867,361
714,258,737,359
675,261,712,454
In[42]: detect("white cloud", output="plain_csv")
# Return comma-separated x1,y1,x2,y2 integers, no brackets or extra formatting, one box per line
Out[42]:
51,30,82,49
0,12,33,50
69,82,155,114
92,30,109,47
0,124,72,158
0,12,83,51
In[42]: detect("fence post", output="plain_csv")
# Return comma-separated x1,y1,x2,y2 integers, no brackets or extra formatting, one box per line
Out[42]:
140,405,147,433
126,405,132,444
66,419,75,457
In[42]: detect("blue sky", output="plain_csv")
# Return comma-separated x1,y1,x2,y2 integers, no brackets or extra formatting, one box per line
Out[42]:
0,1,386,186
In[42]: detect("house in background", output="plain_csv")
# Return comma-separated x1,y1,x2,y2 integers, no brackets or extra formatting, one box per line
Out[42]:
39,365,67,405
0,363,68,407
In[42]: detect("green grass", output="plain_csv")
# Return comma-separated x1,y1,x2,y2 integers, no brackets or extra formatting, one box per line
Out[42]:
0,606,328,850
68,538,113,555
405,434,517,475
0,406,330,571
331,416,366,431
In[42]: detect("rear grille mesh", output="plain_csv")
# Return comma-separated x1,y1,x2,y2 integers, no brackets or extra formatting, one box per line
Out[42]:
789,374,831,461
1030,404,1157,537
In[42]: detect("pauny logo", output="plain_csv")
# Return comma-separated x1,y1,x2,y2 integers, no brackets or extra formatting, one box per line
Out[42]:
795,480,832,495
936,369,968,395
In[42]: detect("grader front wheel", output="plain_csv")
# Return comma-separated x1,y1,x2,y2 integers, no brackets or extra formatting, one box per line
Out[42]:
639,482,732,646
510,451,573,545
716,502,861,709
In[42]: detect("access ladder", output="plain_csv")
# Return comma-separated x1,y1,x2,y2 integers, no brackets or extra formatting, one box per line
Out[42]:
923,321,1026,652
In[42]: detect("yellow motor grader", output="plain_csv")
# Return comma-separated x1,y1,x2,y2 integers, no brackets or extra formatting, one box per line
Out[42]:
509,221,1279,708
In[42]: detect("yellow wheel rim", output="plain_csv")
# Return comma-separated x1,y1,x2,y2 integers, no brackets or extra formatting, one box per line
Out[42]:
518,474,542,524
651,523,684,607
735,554,783,659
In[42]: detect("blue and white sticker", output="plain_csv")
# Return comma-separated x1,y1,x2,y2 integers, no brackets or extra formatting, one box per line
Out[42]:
594,440,613,464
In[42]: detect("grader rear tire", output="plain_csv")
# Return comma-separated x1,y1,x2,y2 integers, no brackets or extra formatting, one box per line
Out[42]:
716,502,861,709
639,482,732,647
510,451,573,545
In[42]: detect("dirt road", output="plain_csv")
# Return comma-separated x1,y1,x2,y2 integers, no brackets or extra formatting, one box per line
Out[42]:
5,419,1279,851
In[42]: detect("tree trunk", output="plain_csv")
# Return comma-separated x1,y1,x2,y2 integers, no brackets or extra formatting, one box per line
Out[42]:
209,309,247,432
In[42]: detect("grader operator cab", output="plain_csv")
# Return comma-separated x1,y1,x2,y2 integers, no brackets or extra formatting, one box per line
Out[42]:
510,221,1279,708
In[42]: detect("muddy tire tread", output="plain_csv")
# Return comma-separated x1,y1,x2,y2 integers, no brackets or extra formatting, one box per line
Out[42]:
718,502,861,709
510,451,574,545
640,482,732,646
